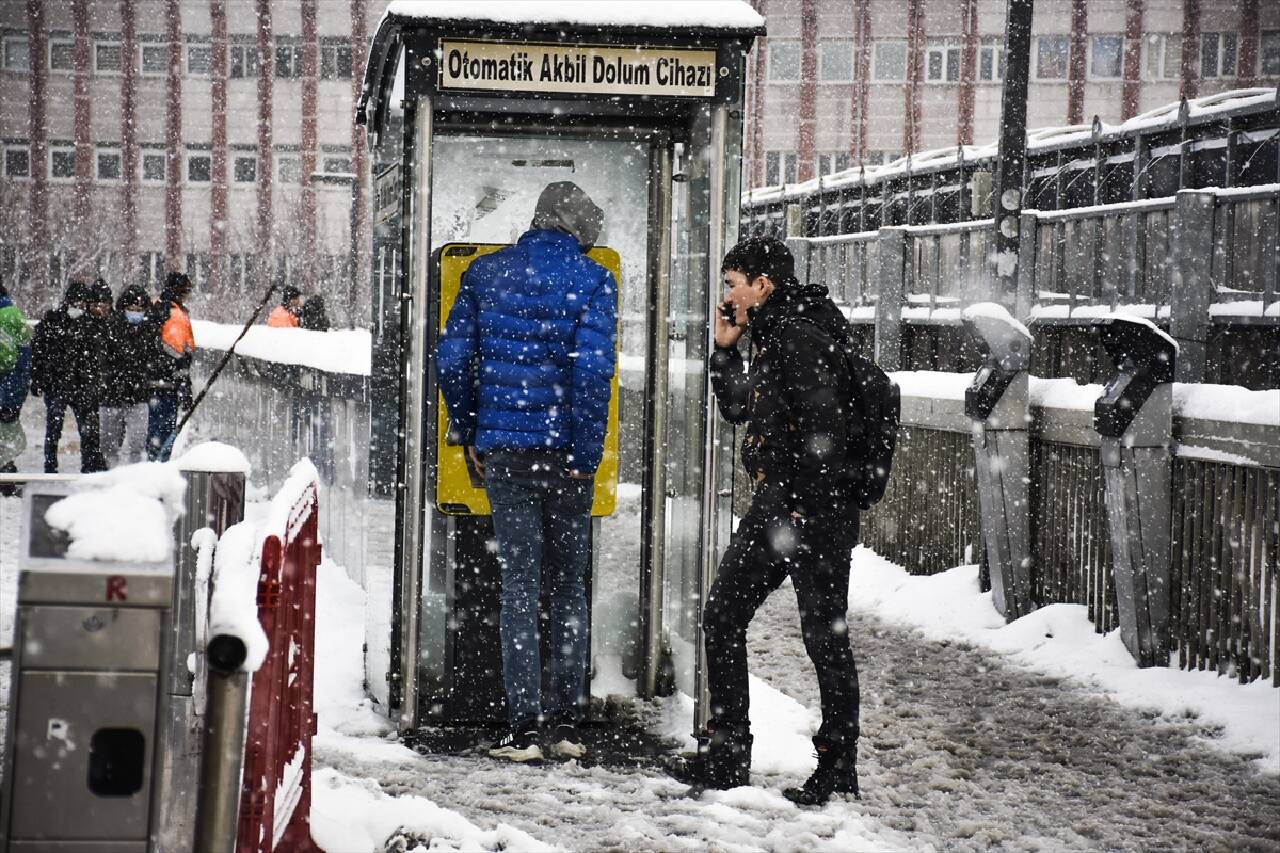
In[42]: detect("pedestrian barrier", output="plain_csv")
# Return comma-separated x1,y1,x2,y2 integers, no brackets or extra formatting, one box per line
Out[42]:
236,471,322,853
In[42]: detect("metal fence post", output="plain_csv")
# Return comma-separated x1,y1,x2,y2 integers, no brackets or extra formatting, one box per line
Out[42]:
875,226,906,371
1169,189,1215,383
1094,316,1176,667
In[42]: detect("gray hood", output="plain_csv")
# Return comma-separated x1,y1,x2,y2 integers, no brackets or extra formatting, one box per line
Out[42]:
530,181,604,251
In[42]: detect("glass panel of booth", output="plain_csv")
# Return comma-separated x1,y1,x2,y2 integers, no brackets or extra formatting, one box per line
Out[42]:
420,133,654,701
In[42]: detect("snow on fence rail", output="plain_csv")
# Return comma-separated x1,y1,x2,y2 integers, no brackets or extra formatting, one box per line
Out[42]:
862,372,1280,687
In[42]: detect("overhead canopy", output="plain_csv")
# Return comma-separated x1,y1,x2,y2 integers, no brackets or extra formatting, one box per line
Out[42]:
356,0,766,139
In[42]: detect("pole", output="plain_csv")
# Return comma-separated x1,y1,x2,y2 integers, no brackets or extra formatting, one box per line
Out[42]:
992,0,1034,310
192,634,249,853
349,173,359,329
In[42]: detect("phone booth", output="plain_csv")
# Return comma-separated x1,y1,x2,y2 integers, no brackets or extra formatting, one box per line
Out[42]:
357,2,764,739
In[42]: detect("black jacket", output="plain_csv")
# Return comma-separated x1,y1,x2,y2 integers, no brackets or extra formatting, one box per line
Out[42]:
101,313,159,406
31,307,106,407
710,283,855,517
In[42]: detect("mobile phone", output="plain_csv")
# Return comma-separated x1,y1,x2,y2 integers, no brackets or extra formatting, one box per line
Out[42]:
718,303,736,326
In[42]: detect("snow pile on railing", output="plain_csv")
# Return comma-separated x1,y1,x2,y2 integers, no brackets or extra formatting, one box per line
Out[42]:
43,463,189,563
192,320,371,377
206,458,320,674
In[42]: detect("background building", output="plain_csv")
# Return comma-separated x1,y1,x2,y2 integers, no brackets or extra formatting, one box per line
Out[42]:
0,0,376,324
744,0,1280,188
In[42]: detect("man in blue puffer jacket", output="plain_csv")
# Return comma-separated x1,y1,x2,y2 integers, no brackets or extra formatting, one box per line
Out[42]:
436,181,617,763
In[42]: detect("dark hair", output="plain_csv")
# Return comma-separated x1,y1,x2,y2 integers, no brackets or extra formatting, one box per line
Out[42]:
165,271,192,293
720,236,797,288
66,280,91,303
90,278,113,305
282,285,302,304
300,295,330,331
116,284,150,311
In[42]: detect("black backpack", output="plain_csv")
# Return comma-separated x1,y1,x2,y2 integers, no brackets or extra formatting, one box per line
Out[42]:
843,345,900,509
785,314,900,509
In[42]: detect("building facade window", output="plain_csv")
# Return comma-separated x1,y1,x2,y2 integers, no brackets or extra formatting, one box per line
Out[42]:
141,151,166,183
3,35,29,73
764,150,797,185
873,41,907,81
1262,31,1280,77
1200,32,1238,78
866,149,900,166
1035,35,1069,80
323,156,352,174
1143,34,1181,80
4,145,30,178
96,148,122,181
94,41,123,74
768,41,801,82
275,42,303,78
277,155,301,183
233,155,256,182
817,151,850,176
140,42,167,76
48,38,74,72
925,37,962,83
139,251,163,287
320,42,352,79
187,42,212,76
229,43,259,78
1089,34,1123,79
187,153,212,183
818,41,853,82
49,145,75,180
979,39,1004,82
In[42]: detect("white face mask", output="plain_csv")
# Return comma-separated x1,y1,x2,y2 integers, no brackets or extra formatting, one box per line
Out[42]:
66,306,84,319
125,310,146,325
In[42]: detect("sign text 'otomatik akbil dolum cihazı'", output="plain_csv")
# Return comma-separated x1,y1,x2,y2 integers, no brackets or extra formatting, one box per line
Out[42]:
438,41,719,98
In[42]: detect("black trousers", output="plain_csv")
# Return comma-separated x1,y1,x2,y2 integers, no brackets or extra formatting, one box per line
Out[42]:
703,480,861,746
44,395,106,473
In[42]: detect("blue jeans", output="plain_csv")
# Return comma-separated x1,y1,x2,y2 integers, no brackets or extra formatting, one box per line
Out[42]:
483,449,593,727
147,391,179,462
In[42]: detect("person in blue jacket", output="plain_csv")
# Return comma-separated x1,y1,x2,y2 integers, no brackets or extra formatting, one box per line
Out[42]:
435,181,616,763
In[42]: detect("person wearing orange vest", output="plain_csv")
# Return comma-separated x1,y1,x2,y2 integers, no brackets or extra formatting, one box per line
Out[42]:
266,285,303,328
146,272,195,461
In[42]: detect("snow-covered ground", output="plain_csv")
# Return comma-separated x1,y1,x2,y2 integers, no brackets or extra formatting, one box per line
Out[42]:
307,546,1279,851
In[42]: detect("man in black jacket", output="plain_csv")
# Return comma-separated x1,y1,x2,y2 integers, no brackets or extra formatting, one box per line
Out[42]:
673,237,862,805
30,280,108,473
100,285,157,467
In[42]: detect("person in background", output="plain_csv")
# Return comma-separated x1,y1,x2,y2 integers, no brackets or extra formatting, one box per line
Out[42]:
0,280,33,481
267,285,303,328
100,285,157,467
30,280,108,473
300,294,330,331
147,272,195,462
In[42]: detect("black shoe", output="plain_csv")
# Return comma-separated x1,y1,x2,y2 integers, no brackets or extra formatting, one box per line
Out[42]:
549,723,586,759
667,723,752,790
783,737,859,806
487,722,542,762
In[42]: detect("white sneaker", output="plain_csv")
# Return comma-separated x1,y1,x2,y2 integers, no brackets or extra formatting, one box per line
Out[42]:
549,723,585,759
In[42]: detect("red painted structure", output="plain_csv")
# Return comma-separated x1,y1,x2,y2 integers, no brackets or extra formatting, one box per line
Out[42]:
236,480,322,853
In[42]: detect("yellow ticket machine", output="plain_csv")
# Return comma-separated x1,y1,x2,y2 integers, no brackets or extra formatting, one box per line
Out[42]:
358,2,764,735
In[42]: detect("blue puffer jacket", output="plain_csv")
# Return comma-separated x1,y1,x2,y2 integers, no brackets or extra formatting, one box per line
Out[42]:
435,228,617,472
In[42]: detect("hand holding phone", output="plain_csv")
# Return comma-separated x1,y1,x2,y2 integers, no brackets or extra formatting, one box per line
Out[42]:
715,300,744,348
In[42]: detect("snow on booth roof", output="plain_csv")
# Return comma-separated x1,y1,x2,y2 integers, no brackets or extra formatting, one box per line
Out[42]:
382,0,767,32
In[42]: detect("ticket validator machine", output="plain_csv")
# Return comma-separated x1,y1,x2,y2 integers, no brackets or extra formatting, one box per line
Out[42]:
357,4,764,733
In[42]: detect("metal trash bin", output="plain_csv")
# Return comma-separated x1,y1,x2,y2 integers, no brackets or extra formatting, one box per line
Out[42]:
1094,315,1177,667
963,304,1035,621
0,483,173,852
